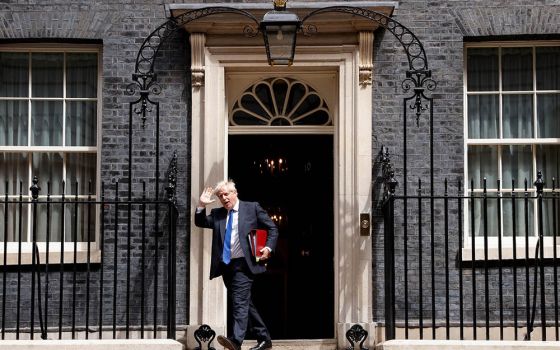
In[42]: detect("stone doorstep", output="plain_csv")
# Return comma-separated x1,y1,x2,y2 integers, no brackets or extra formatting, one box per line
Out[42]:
379,339,560,350
0,339,182,350
240,339,337,350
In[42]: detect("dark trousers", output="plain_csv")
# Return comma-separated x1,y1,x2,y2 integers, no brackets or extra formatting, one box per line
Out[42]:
221,258,270,345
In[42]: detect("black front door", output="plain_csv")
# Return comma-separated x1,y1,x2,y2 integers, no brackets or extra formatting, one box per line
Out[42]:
228,134,334,340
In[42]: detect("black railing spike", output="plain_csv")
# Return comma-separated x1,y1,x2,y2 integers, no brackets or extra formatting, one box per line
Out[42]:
524,178,528,193
497,179,501,192
30,176,41,201
553,177,556,191
444,178,448,194
483,177,487,194
534,171,544,194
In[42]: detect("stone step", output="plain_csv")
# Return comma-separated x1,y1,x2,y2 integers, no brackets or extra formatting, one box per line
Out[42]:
240,339,337,350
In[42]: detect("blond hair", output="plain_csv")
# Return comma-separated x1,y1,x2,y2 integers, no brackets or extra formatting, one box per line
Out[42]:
213,179,237,195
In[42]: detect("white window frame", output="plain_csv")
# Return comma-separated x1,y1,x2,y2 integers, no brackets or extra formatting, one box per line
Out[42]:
463,41,560,260
0,44,102,264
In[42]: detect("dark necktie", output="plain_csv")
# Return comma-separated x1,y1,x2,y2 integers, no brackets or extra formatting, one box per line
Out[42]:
222,209,234,264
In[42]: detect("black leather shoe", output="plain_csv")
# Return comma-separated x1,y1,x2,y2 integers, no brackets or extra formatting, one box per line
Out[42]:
249,340,272,350
217,335,241,350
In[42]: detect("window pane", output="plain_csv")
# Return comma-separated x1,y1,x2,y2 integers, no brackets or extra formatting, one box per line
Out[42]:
0,100,28,146
502,145,533,189
467,48,499,91
0,153,28,195
66,53,98,98
66,153,96,195
537,94,560,138
0,201,28,242
542,198,560,237
0,52,28,97
31,101,63,146
536,145,560,188
32,153,63,195
503,94,533,138
468,95,498,138
469,195,499,237
536,47,560,90
503,194,534,237
66,101,97,146
32,53,63,97
64,200,94,242
35,204,63,242
502,47,533,91
468,145,498,189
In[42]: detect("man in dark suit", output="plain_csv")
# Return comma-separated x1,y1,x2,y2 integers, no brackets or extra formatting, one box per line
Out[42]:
195,180,278,350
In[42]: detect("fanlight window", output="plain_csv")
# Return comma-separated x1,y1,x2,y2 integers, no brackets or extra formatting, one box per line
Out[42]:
230,77,332,126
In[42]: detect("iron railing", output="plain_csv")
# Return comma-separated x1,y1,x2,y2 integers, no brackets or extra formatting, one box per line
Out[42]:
382,152,560,341
0,172,178,340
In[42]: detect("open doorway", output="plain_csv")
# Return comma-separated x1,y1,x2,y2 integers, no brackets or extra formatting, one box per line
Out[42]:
228,134,334,339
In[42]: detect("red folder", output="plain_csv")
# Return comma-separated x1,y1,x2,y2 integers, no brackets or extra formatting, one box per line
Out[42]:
248,229,268,262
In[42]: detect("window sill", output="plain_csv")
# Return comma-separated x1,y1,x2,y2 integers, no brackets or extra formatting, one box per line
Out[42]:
0,250,101,265
461,245,560,261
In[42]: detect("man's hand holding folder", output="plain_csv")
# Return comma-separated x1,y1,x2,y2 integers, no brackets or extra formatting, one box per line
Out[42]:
248,229,270,263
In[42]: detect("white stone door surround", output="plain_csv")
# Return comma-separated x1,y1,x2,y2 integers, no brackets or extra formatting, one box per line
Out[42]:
176,2,394,348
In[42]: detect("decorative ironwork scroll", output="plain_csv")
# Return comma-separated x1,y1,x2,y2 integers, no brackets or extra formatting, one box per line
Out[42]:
194,324,217,350
345,324,369,350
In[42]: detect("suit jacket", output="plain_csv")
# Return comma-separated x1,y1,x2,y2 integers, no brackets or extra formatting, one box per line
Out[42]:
195,200,279,280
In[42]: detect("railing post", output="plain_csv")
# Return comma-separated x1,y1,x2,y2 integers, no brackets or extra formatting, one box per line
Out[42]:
535,171,546,340
166,152,178,339
383,170,398,341
30,176,40,340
